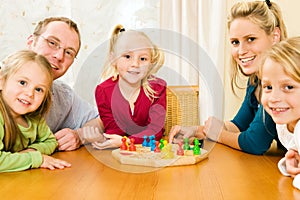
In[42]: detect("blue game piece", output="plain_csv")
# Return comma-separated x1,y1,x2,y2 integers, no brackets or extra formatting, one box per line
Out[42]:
142,135,148,147
149,135,155,147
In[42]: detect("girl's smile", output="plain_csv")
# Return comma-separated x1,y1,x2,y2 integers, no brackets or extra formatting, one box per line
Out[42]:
1,61,50,118
261,58,300,129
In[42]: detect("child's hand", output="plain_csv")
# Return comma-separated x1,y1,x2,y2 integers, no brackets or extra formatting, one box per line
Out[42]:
169,125,199,144
285,149,300,177
81,126,106,144
92,133,122,149
41,155,71,170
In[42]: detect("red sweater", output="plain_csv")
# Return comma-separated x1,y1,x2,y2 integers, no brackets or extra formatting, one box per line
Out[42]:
95,76,166,143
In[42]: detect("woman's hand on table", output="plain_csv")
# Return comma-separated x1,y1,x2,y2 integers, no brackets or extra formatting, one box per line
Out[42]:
203,117,224,142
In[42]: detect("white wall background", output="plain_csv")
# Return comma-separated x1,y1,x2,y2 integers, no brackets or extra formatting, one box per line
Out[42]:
0,0,160,86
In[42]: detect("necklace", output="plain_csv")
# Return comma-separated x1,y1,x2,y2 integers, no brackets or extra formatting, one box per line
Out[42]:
119,85,140,114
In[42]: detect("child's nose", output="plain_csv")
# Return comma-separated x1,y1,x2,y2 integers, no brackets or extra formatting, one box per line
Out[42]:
131,57,139,67
24,87,34,98
269,89,281,102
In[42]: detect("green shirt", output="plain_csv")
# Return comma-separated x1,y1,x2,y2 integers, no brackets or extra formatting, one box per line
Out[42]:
0,113,58,172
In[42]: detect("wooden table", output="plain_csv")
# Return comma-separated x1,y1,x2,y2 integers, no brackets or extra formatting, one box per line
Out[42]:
0,142,298,200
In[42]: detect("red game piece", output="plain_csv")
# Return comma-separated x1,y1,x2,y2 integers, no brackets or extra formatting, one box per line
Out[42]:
120,137,128,150
177,142,184,156
154,141,161,153
129,138,136,151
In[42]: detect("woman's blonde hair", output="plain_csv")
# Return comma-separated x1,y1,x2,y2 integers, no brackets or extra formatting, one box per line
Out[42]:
227,1,287,95
0,50,53,152
259,36,300,84
101,24,164,100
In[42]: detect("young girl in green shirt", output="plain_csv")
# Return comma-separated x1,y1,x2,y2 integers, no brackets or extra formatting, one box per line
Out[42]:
0,50,71,172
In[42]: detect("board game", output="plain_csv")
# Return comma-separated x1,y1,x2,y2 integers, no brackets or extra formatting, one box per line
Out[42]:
112,142,208,168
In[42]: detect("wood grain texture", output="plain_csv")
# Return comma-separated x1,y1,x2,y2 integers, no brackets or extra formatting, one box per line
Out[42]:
0,143,298,200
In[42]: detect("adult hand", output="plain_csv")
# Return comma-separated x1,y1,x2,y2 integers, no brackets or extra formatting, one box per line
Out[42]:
81,126,106,144
168,125,200,144
285,149,300,177
92,133,123,150
203,117,224,142
55,128,81,151
41,155,71,170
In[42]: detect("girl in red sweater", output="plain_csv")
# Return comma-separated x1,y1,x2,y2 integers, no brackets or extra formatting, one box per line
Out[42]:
93,25,166,149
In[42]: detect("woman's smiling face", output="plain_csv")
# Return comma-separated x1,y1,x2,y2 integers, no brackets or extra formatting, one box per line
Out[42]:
229,18,275,76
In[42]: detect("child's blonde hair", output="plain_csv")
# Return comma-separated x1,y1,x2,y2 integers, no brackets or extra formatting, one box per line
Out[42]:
259,36,300,83
227,1,287,94
101,24,164,100
0,50,53,152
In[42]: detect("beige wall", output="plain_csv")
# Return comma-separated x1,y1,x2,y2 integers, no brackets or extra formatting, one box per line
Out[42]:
223,0,300,120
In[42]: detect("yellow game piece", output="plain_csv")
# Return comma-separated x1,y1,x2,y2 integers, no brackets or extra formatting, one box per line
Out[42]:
161,144,174,159
123,136,129,147
163,140,168,145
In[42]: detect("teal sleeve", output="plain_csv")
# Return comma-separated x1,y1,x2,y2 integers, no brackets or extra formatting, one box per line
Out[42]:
237,106,277,155
231,84,277,154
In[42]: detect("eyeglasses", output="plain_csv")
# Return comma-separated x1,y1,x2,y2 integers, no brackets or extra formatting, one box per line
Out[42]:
39,35,77,60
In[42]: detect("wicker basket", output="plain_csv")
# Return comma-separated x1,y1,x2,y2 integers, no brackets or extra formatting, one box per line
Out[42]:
164,85,199,138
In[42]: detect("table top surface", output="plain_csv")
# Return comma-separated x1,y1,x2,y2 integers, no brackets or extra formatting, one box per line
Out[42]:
0,141,299,200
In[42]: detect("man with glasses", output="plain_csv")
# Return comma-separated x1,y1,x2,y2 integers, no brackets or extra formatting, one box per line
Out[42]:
27,17,102,151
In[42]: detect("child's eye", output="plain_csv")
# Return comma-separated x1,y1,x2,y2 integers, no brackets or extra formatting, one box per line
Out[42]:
284,85,294,91
19,80,26,86
140,57,148,61
35,88,44,93
124,55,130,59
262,85,272,92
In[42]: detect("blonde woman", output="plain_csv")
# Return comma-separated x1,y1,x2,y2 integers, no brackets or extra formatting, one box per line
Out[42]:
169,0,287,155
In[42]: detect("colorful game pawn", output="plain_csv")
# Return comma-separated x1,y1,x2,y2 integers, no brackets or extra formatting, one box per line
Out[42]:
149,135,156,151
163,140,168,149
161,144,174,159
176,142,184,156
159,139,165,150
183,138,190,150
120,137,128,150
129,138,136,151
142,135,148,147
154,141,161,153
193,139,201,155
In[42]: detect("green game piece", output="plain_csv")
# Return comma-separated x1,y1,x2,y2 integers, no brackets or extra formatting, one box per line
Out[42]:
159,139,165,150
193,139,201,155
183,138,190,150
